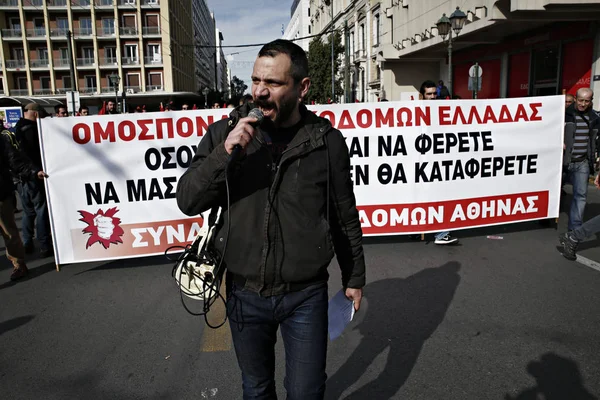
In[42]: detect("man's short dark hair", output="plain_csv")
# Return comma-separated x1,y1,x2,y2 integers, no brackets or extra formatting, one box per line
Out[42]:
79,106,89,112
258,39,308,83
420,80,437,95
55,104,66,113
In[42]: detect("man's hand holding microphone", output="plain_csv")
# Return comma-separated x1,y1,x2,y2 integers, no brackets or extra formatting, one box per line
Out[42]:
224,109,264,163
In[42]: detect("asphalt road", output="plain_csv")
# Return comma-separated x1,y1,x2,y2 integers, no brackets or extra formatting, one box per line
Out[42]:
1,186,600,400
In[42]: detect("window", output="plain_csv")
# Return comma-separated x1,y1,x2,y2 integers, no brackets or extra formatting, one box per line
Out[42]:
308,26,311,34
82,47,94,60
62,76,72,90
13,48,25,60
308,7,310,17
10,18,20,30
102,18,115,35
80,17,92,35
360,24,365,50
105,46,116,62
38,47,48,60
59,48,69,62
17,77,28,90
373,14,380,46
40,76,51,89
33,18,44,36
85,75,96,90
57,18,69,32
147,44,160,61
124,44,138,61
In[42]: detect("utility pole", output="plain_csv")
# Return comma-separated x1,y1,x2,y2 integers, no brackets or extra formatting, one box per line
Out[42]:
344,21,349,103
66,30,77,115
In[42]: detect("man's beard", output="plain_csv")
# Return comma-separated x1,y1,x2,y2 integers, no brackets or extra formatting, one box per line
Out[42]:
255,96,296,128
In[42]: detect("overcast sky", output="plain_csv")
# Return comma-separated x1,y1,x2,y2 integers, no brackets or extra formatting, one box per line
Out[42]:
206,0,292,91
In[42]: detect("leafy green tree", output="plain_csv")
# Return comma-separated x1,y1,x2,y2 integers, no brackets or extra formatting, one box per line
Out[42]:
307,29,344,104
231,76,248,98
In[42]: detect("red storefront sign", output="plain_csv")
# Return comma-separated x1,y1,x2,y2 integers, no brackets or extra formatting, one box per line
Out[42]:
508,52,530,98
561,38,594,95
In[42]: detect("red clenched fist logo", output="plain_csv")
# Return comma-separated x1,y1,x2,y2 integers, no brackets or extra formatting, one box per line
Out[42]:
78,207,125,249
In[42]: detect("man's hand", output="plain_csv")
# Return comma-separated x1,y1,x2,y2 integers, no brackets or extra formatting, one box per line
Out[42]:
224,116,260,155
37,171,48,179
595,173,600,189
345,288,363,312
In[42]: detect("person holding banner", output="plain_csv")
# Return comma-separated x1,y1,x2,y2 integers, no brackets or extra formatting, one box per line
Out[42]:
419,80,459,245
0,126,48,280
564,88,599,232
177,39,365,400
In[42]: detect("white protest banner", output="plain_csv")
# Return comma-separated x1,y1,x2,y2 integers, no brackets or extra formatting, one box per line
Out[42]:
40,96,564,264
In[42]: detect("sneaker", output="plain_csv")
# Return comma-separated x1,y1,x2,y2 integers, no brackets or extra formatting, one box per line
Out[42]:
434,234,458,245
10,265,29,281
559,232,578,261
24,242,34,255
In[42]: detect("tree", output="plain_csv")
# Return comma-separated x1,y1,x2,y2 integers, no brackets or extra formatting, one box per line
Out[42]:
307,29,344,104
231,76,248,98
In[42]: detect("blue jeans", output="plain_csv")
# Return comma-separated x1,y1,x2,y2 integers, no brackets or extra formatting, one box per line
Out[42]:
567,161,590,231
435,231,450,240
571,214,600,242
227,282,328,400
17,180,51,250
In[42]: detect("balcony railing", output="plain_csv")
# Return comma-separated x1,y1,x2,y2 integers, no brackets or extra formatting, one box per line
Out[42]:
141,0,159,5
77,57,95,66
100,57,118,65
73,28,93,36
98,28,116,37
55,88,73,94
354,49,366,60
2,29,22,38
6,59,26,69
72,0,91,6
30,59,50,68
34,89,53,95
121,57,139,65
11,89,29,96
142,26,160,35
101,86,116,93
0,0,18,7
119,27,138,36
146,85,163,91
50,28,69,37
26,28,46,38
81,87,97,94
95,0,112,5
54,58,70,67
144,56,162,64
23,0,43,6
125,86,141,93
119,0,137,5
48,0,67,6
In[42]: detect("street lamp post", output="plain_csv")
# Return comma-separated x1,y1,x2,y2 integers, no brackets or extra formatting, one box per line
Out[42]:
436,7,467,96
202,87,210,109
109,74,120,113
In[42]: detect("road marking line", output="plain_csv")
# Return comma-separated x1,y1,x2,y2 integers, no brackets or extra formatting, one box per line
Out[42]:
576,254,600,273
200,282,232,352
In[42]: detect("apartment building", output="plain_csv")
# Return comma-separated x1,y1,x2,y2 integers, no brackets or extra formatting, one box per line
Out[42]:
192,0,215,92
0,0,207,106
283,0,311,51
214,27,228,94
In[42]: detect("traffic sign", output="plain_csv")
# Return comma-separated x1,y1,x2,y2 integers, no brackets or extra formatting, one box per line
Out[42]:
469,64,483,78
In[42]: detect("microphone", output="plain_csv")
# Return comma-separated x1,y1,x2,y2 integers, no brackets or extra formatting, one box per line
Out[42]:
228,108,264,164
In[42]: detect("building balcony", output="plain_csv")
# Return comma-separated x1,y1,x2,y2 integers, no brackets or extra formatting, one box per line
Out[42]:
0,0,18,8
100,57,118,66
125,86,141,93
146,85,163,92
144,56,162,65
97,28,116,37
141,0,159,6
119,27,138,36
121,57,139,66
2,29,22,38
354,49,366,62
73,28,94,37
71,0,91,8
30,59,50,68
48,0,67,7
101,86,116,93
50,28,69,38
142,26,160,36
23,0,43,8
77,57,96,67
54,58,70,68
95,0,113,6
5,59,26,69
26,28,47,38
81,86,97,94
11,89,29,96
33,89,53,96
118,0,137,6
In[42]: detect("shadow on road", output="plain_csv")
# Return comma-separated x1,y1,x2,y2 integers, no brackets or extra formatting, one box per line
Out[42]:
326,261,461,400
0,315,35,336
74,254,172,275
0,261,56,291
505,353,598,400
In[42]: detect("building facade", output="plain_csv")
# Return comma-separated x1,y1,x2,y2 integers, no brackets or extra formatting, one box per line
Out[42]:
214,27,229,94
191,0,215,93
0,0,207,108
283,0,311,51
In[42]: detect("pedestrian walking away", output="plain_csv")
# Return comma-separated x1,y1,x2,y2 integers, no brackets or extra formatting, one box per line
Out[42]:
176,39,366,400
